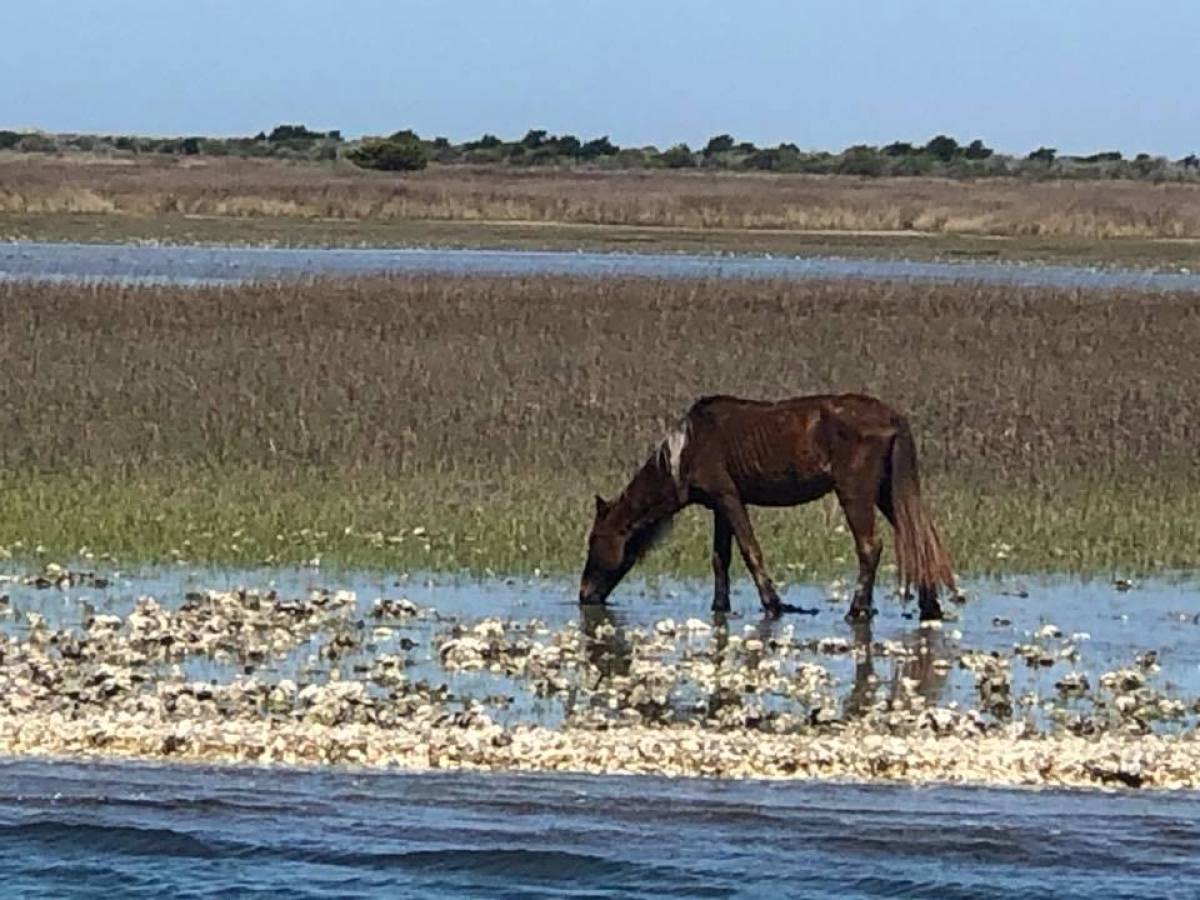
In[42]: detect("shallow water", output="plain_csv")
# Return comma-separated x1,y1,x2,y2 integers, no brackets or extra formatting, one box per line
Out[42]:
1,756,1198,898
3,240,1200,290
3,567,1200,895
3,566,1199,733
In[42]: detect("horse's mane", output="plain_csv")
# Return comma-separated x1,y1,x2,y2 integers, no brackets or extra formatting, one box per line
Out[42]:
627,512,676,562
612,433,685,561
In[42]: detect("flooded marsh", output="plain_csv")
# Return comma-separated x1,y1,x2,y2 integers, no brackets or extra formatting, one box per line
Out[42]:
1,253,1199,793
2,564,1199,789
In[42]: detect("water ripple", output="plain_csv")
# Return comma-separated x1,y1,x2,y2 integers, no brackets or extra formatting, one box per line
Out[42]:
1,759,1198,898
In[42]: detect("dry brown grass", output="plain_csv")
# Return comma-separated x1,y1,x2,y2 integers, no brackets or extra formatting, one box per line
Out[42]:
2,274,1197,479
5,154,1200,239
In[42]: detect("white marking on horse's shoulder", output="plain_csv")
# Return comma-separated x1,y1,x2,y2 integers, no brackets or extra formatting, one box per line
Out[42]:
663,421,689,483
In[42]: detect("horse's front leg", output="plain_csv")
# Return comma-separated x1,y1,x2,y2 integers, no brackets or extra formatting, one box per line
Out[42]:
714,492,782,617
711,510,732,612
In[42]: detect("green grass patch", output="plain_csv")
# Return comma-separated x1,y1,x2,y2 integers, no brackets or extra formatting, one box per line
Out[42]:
2,468,1196,584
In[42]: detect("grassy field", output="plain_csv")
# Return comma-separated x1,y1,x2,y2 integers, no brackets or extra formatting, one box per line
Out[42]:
1,274,1198,582
3,155,1200,268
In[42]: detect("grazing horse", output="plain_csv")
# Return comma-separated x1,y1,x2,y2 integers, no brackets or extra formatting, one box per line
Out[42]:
579,394,956,621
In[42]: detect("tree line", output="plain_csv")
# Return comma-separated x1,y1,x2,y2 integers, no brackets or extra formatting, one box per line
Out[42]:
2,124,1197,181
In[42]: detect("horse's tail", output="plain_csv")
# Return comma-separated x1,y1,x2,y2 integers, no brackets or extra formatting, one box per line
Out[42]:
888,417,956,610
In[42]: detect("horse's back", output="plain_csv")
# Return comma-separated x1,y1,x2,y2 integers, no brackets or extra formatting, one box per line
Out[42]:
682,393,900,504
688,392,900,435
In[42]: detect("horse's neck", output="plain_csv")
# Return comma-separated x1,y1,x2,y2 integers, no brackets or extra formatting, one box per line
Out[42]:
616,460,679,532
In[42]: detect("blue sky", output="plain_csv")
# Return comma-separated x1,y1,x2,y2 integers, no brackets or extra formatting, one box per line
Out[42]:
4,1,1196,156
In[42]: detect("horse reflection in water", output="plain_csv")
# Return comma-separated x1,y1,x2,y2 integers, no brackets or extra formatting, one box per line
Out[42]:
576,604,949,725
843,621,951,719
579,603,634,682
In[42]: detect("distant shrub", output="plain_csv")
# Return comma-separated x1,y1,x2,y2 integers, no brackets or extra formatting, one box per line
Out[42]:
524,145,561,166
890,154,936,176
428,138,459,163
1027,146,1057,164
578,136,618,160
464,145,508,164
1132,154,1167,178
464,133,502,150
883,141,915,157
0,130,23,150
837,145,885,176
742,145,806,172
17,133,57,153
703,133,735,157
924,134,960,162
611,148,650,168
347,136,428,171
658,143,696,168
552,134,581,156
964,139,993,160
521,129,548,149
199,139,229,157
268,124,335,143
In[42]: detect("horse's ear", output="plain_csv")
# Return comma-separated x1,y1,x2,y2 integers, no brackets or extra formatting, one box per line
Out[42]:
594,494,610,518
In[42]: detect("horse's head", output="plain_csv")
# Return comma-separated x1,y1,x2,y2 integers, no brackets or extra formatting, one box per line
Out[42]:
579,491,675,605
579,494,637,605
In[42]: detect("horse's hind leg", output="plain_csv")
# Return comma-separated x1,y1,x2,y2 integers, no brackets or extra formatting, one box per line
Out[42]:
711,510,732,612
838,491,882,622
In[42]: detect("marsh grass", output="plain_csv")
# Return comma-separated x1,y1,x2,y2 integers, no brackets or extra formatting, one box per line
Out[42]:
6,154,1200,240
1,274,1198,580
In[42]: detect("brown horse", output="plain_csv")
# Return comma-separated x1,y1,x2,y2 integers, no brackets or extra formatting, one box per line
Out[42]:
579,393,956,621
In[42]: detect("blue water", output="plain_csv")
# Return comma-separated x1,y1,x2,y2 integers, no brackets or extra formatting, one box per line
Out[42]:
2,757,1198,898
2,568,1200,895
4,566,1200,734
2,240,1200,291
